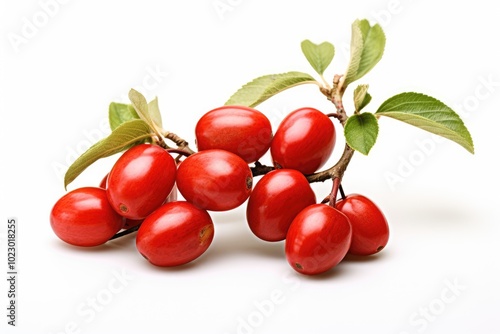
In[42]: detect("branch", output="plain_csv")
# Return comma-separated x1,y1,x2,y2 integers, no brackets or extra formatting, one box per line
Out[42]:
251,161,275,177
163,131,196,154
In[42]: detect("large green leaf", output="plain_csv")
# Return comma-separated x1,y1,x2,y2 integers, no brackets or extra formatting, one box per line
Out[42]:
344,112,379,155
376,92,474,153
225,71,317,108
300,40,335,75
109,102,139,131
64,119,154,188
344,19,386,86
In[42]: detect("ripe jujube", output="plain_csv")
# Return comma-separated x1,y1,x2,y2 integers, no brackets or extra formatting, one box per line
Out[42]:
285,204,352,275
195,105,273,163
336,194,389,256
176,149,252,211
106,144,177,220
50,187,124,247
271,107,335,174
246,169,316,241
136,201,214,267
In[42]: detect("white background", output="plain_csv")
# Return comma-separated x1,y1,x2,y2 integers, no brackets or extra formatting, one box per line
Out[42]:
1,0,500,333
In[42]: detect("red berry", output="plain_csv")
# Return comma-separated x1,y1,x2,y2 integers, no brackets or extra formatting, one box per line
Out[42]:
285,204,351,275
271,107,335,174
176,149,253,211
50,187,124,247
195,105,273,163
106,144,177,220
122,184,178,229
336,194,389,256
246,169,316,241
136,201,214,267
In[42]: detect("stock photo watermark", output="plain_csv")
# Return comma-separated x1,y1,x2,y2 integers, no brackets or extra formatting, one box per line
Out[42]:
51,64,169,182
48,268,134,334
6,218,18,327
385,74,499,191
212,0,244,21
6,0,72,54
337,0,418,60
398,277,466,333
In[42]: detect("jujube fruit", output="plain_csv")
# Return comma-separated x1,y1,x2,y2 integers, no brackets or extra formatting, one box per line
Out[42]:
136,201,214,267
176,149,252,211
195,105,273,163
285,204,352,275
336,194,389,256
106,144,177,220
271,107,335,174
246,169,316,241
50,187,124,247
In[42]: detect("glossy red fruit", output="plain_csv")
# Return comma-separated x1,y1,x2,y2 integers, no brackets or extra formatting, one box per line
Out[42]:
195,105,273,163
50,187,124,247
176,149,253,211
285,204,352,275
136,201,214,267
246,169,316,241
271,107,335,174
122,184,178,229
106,144,177,220
336,194,389,256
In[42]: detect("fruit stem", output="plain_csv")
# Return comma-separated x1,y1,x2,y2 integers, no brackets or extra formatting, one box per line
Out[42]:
307,143,355,183
110,224,141,240
251,161,275,177
329,177,341,207
163,131,196,154
339,183,346,200
166,148,193,157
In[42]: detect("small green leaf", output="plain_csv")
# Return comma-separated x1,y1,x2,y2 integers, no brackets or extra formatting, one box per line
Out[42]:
353,84,372,112
109,102,139,131
344,19,386,86
64,120,154,189
344,112,379,155
300,40,335,75
225,71,318,108
148,97,163,129
376,92,474,153
129,88,151,123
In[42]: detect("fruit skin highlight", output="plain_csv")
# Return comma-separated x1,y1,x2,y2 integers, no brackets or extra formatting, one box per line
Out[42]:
246,169,316,242
195,105,273,163
136,201,214,267
176,149,253,211
50,187,124,247
285,204,352,275
336,194,389,256
271,107,336,174
106,144,177,220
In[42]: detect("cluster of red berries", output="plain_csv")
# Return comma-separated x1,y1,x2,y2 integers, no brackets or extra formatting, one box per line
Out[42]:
50,105,389,275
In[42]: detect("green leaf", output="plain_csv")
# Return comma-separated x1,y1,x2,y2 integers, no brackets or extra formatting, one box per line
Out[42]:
344,19,386,86
376,92,474,153
128,88,151,123
64,119,154,189
109,102,139,131
128,89,161,134
148,97,163,129
344,112,379,155
225,71,318,108
353,84,372,112
300,40,335,75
